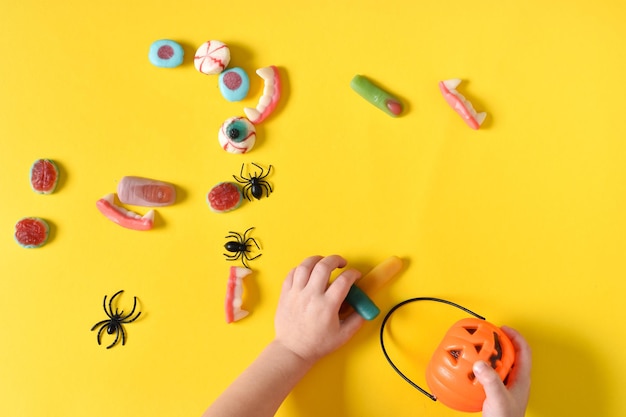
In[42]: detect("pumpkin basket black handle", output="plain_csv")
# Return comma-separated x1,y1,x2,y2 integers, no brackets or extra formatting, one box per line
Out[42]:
378,297,486,401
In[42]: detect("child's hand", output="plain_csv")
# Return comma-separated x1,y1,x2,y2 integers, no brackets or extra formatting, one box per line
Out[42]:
274,255,365,365
474,326,532,417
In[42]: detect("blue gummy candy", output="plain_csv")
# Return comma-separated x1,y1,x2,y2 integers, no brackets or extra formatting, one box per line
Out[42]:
149,40,184,68
219,67,250,102
345,285,380,320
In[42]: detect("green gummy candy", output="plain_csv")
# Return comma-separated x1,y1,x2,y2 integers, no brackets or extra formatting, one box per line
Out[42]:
350,74,403,117
345,285,380,320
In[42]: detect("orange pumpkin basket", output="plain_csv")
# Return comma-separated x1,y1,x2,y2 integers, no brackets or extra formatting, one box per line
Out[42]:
379,298,516,413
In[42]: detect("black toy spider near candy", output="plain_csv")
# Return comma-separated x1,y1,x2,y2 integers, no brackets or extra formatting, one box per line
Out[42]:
91,290,141,349
233,162,273,201
224,227,262,268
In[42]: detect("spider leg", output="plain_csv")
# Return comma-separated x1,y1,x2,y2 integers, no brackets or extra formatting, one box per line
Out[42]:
260,164,273,180
243,251,262,262
107,324,121,349
91,319,110,331
96,323,109,345
242,184,253,201
252,162,272,180
225,231,243,241
108,290,124,318
242,227,255,240
102,295,108,314
120,325,127,346
241,251,260,268
240,253,249,268
119,296,138,321
121,310,141,323
102,295,113,320
225,252,246,268
251,162,263,173
120,299,141,323
245,237,261,250
261,183,273,197
223,252,241,261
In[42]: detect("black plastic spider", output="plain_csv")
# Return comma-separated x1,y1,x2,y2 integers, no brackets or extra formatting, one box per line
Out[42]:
91,290,141,349
224,227,262,268
233,162,273,201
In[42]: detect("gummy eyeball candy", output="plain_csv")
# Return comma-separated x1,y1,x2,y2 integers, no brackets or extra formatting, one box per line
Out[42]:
219,68,250,102
149,40,184,68
218,117,257,154
194,40,230,75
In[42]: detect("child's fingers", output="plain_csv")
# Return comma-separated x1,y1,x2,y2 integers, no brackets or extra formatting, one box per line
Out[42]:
473,361,509,408
338,308,365,340
292,256,324,289
306,255,347,293
325,268,361,306
502,327,532,375
501,326,532,395
281,268,296,290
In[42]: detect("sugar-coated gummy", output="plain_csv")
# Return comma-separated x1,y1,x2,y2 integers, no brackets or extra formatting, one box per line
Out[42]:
149,40,184,68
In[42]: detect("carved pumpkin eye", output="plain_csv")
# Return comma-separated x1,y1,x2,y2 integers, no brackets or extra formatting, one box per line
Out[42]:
464,326,478,335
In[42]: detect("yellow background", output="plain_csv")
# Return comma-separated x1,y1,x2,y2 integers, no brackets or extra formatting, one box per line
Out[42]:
1,1,625,416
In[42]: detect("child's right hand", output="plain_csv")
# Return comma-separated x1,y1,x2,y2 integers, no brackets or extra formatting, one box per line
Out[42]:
273,255,365,365
473,326,532,417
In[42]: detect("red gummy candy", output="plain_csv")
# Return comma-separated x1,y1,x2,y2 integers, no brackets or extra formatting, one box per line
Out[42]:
207,182,243,213
30,159,59,194
15,217,49,248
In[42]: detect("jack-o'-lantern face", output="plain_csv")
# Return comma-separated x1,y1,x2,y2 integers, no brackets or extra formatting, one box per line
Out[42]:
425,318,515,412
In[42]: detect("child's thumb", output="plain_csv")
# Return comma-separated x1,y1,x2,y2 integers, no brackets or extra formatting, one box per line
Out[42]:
473,361,507,401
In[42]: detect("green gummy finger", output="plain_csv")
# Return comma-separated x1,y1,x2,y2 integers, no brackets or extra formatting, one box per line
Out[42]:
350,74,404,117
345,285,380,320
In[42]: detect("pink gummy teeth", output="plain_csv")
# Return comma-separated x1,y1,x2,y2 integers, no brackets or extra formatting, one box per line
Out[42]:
96,194,155,231
244,66,281,124
439,79,487,130
225,266,252,323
